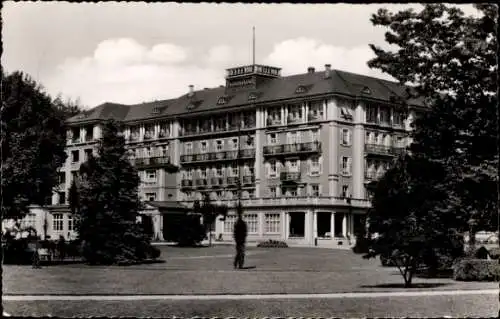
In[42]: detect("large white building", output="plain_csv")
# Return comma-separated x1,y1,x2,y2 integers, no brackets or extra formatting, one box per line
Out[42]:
9,63,425,247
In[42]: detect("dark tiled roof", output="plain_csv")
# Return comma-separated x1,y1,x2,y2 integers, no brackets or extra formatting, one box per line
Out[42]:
68,68,426,125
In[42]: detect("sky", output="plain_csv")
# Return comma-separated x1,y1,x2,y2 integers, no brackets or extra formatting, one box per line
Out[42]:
2,2,480,109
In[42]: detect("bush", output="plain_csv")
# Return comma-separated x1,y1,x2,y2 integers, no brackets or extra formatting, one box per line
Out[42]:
257,240,288,248
453,258,500,281
352,237,370,254
170,215,205,247
488,247,500,259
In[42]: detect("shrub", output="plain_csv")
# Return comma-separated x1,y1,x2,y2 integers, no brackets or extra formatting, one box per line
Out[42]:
352,237,370,254
453,258,500,281
257,240,288,248
488,247,500,260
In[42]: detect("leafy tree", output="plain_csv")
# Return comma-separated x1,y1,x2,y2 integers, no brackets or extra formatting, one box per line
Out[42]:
1,70,67,220
368,4,498,236
193,193,228,246
76,120,158,265
53,94,83,119
365,155,463,287
68,179,80,215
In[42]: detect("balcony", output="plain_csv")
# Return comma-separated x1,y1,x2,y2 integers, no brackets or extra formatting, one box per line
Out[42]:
129,134,140,142
211,177,224,187
226,176,239,186
133,156,171,169
179,122,256,137
266,117,282,126
287,115,303,125
307,112,323,122
84,134,94,142
263,142,321,157
143,132,155,141
280,171,301,183
365,144,406,157
180,149,256,164
242,175,255,185
195,179,208,188
179,196,371,209
181,180,193,189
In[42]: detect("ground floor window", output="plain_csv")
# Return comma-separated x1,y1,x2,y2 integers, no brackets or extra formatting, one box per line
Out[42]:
53,214,63,231
334,213,345,237
265,213,281,233
67,214,74,231
224,215,237,233
23,213,36,229
289,212,305,238
317,212,331,238
244,214,258,233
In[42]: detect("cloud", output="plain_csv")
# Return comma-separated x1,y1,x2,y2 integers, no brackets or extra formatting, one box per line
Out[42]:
264,37,395,81
45,37,396,108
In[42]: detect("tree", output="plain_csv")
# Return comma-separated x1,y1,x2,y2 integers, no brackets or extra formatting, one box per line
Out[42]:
53,94,84,120
368,4,498,244
365,155,463,287
76,120,159,265
1,70,67,220
68,179,80,215
193,193,228,246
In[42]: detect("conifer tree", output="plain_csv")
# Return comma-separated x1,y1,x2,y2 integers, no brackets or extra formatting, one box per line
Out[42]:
76,120,158,264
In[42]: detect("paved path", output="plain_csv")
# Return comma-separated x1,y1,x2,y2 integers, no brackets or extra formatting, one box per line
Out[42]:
3,288,497,301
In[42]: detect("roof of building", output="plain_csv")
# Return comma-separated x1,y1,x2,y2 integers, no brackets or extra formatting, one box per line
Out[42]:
67,67,426,125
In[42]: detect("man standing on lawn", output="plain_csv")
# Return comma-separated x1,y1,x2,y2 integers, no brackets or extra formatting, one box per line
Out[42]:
233,203,247,269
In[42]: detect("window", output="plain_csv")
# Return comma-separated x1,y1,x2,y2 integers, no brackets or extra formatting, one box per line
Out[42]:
230,163,238,176
310,156,320,175
231,138,238,150
200,141,207,153
311,184,320,197
284,187,298,197
200,169,207,179
288,160,299,172
269,160,277,177
248,189,255,198
215,140,223,151
161,145,168,157
340,128,351,146
146,169,157,181
366,105,378,123
265,213,281,233
58,172,66,185
71,170,79,181
53,214,63,231
340,106,353,120
308,101,324,120
71,150,79,163
269,187,277,198
244,214,258,233
145,192,156,201
216,190,223,199
217,96,227,105
288,131,297,144
393,110,404,127
341,157,352,175
187,169,194,179
342,185,350,198
311,129,319,142
287,104,302,122
268,133,277,144
145,147,152,157
67,215,74,231
216,165,223,177
224,215,237,233
185,142,193,154
380,107,390,125
58,192,66,205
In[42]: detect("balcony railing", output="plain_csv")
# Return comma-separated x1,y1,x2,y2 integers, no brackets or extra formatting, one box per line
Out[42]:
133,156,171,168
263,142,321,156
211,177,224,186
307,112,323,122
266,117,282,126
195,179,208,187
242,175,255,185
280,171,301,182
365,144,406,156
181,179,193,187
287,115,303,124
180,122,256,137
179,196,371,209
226,176,239,186
180,149,256,164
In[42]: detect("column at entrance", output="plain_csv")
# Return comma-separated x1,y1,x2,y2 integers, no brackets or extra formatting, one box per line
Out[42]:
342,213,347,237
313,211,318,242
331,212,336,239
153,212,164,241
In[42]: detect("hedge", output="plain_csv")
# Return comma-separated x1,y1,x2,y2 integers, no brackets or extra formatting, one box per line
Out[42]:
257,240,288,248
453,258,500,282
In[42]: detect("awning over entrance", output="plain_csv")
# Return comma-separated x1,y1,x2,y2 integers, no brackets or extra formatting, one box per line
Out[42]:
144,201,191,213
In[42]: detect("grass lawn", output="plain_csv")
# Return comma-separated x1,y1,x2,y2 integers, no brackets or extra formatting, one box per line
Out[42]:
3,246,496,296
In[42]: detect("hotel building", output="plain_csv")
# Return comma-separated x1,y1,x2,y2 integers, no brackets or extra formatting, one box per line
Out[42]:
14,63,425,247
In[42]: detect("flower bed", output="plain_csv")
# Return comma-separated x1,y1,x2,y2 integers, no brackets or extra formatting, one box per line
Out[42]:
453,258,500,281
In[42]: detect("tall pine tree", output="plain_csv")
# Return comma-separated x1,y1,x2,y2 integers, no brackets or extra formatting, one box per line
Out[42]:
76,120,158,265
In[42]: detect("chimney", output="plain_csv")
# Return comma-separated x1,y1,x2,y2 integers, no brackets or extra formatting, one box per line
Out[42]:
307,67,315,74
324,64,331,78
188,85,194,97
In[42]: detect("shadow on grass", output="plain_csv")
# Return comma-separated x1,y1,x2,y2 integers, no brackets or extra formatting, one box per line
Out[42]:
415,269,454,279
239,266,257,270
360,282,450,289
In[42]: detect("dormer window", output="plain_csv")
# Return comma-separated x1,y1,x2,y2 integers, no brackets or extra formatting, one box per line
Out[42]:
361,86,372,95
217,96,227,105
152,107,160,114
248,93,258,101
295,86,306,94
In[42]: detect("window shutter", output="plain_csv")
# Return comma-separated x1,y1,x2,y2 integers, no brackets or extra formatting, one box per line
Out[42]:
340,129,345,144
347,157,352,175
265,162,270,177
347,130,352,145
319,156,323,173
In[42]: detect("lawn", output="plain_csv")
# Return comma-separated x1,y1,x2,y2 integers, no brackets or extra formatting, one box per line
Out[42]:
3,245,496,296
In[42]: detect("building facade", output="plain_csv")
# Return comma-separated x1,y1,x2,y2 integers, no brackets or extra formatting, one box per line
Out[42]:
10,63,425,247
